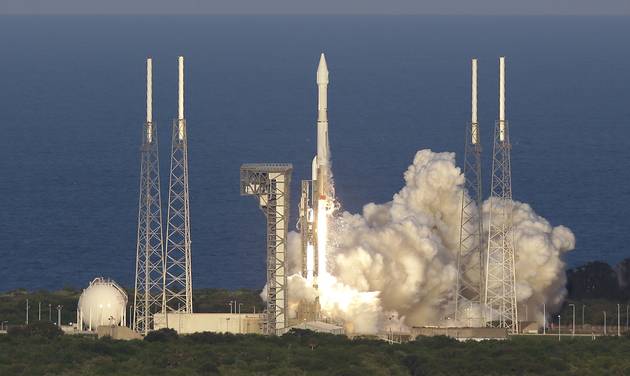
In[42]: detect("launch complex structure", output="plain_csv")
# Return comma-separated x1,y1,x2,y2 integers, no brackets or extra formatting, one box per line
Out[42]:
132,53,519,336
454,57,519,333
244,54,520,335
133,56,193,336
239,54,335,334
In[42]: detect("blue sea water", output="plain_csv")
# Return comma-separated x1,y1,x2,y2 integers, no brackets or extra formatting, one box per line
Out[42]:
0,16,628,291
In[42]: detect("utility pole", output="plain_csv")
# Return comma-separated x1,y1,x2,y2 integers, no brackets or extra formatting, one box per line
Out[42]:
25,299,29,325
569,304,575,337
604,311,607,336
558,315,561,341
38,302,41,321
48,304,52,321
582,305,585,330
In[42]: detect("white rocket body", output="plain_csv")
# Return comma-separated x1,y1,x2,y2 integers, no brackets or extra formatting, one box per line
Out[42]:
316,53,330,200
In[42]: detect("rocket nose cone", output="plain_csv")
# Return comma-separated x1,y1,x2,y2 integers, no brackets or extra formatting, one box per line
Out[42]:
317,53,329,85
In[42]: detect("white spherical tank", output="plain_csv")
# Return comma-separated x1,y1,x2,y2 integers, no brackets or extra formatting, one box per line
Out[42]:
78,278,128,330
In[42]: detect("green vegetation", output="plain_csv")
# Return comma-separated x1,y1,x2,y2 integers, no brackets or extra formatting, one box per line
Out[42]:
1,328,630,375
1,259,630,374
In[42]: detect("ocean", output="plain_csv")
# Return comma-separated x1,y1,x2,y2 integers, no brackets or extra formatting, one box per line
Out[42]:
0,16,628,291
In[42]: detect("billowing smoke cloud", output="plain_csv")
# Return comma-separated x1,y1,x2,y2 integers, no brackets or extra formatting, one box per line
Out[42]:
286,149,575,334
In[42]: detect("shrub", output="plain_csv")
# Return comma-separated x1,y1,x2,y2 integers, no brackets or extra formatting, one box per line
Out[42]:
144,328,178,342
7,321,64,339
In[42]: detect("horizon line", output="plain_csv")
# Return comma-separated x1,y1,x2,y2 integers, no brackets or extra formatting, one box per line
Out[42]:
1,13,629,17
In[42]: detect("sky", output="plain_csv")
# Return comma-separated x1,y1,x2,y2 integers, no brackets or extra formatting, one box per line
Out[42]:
1,0,629,15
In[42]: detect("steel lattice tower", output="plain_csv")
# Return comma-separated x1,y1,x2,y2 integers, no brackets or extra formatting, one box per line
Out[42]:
164,56,193,313
240,163,292,335
484,56,518,333
454,58,484,326
133,58,165,335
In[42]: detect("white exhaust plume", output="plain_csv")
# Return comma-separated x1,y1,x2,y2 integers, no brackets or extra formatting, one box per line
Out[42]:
286,149,574,334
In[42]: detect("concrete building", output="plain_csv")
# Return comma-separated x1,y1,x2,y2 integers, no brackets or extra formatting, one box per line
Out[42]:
97,325,142,340
153,313,265,334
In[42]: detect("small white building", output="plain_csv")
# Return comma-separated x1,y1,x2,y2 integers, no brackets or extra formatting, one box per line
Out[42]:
153,313,265,334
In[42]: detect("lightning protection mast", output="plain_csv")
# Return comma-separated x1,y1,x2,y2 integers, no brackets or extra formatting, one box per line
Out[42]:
164,56,193,314
133,57,165,335
484,56,518,333
454,58,484,326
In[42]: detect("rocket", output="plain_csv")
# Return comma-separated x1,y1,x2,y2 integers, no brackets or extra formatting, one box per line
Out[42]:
314,53,331,200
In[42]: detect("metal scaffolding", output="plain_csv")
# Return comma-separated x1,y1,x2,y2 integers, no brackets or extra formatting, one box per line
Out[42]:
133,58,165,335
484,57,518,333
164,56,193,314
164,118,193,313
455,59,484,326
240,163,292,335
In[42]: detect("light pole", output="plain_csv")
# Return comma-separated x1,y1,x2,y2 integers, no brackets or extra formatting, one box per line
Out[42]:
57,305,63,327
569,304,575,337
525,304,528,321
38,302,41,321
543,303,546,335
582,305,585,330
617,304,621,337
238,303,243,334
626,304,629,333
603,311,607,336
558,315,561,341
48,304,52,322
26,299,29,325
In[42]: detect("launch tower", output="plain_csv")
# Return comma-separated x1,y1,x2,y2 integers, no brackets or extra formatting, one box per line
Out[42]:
164,56,193,314
484,57,518,333
133,58,165,335
454,58,484,326
240,163,292,335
